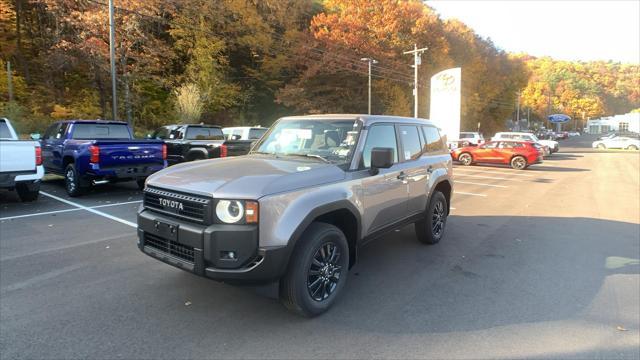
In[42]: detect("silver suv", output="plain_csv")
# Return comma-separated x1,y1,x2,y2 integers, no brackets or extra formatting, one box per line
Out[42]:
138,115,453,316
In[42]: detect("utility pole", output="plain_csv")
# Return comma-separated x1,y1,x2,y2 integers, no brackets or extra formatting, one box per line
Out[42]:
403,44,428,118
6,61,13,102
360,58,378,115
527,107,530,130
516,90,521,130
108,0,118,121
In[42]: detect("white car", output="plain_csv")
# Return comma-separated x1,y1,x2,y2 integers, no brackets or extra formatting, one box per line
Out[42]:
222,126,268,141
592,135,640,150
0,118,44,201
492,132,559,154
459,132,484,146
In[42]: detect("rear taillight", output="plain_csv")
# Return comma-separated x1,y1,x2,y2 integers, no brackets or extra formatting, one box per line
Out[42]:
220,144,228,157
162,144,167,160
35,146,42,166
89,145,100,163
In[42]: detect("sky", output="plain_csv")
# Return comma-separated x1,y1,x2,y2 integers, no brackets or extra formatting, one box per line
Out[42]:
426,0,640,64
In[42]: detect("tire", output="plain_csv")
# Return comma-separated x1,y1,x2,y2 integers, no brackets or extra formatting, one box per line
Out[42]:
16,182,40,202
136,178,146,190
458,153,473,166
597,143,606,150
187,150,207,162
64,163,85,197
415,191,448,245
627,145,638,151
279,222,349,317
510,155,527,170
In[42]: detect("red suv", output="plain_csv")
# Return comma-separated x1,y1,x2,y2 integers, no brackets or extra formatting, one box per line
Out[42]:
451,141,543,170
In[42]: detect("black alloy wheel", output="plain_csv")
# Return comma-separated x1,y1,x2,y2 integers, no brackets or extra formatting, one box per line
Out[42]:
307,242,342,302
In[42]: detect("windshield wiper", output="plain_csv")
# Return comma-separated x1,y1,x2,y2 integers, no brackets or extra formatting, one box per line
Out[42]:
285,153,331,163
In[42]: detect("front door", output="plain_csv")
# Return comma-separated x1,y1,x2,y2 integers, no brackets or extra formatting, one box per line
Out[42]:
360,123,408,235
474,141,500,162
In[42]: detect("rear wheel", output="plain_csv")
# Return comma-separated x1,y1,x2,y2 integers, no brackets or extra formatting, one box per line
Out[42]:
415,191,448,245
16,182,40,202
65,163,85,197
458,153,473,166
510,156,527,170
280,222,349,317
136,178,146,190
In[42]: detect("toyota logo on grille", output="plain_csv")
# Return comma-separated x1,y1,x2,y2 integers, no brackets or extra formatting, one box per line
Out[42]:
159,198,184,211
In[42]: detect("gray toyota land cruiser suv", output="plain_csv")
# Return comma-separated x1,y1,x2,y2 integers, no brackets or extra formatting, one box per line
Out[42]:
138,114,453,316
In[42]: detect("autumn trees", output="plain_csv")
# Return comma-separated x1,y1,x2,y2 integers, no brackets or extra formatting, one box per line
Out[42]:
0,0,638,135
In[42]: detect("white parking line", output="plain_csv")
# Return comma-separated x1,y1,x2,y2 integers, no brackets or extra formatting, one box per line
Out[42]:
454,173,519,181
454,180,508,188
0,200,142,221
454,168,535,177
37,192,137,228
454,191,487,197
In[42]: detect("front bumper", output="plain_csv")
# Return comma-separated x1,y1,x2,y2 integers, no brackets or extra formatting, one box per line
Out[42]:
137,209,288,284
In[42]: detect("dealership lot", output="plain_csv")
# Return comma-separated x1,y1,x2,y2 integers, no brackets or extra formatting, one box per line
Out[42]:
1,137,639,359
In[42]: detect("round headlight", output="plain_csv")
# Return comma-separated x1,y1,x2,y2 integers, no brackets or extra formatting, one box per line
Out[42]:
216,200,244,223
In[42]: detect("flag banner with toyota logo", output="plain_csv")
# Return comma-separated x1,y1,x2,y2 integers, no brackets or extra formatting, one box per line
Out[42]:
429,67,462,145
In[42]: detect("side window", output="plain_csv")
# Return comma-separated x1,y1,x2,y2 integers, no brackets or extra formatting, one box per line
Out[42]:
422,126,445,153
169,127,183,140
499,142,514,149
232,129,244,139
43,124,59,140
484,142,498,149
361,124,398,168
399,125,422,160
55,123,68,139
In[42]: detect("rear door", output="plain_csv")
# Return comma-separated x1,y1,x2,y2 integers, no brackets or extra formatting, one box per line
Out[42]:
361,123,408,234
397,125,430,216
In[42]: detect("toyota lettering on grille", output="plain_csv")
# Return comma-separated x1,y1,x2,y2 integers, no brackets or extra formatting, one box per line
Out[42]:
159,198,184,211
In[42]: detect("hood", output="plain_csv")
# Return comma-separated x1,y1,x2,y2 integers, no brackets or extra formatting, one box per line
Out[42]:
146,155,346,199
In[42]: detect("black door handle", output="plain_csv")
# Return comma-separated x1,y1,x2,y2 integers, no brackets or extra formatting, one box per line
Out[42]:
397,172,406,180
427,166,433,173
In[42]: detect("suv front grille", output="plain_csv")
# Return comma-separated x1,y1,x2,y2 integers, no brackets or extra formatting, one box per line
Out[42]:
144,233,195,263
144,187,210,223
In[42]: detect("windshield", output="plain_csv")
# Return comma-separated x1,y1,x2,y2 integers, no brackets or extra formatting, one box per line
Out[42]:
252,118,361,165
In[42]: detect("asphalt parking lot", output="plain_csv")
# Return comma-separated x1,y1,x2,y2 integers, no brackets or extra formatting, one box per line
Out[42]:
1,135,639,359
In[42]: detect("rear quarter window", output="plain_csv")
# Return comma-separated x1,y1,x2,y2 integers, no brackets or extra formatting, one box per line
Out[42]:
0,121,12,138
185,127,224,140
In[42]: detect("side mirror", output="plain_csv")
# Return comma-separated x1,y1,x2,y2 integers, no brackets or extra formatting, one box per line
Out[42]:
30,133,41,140
369,147,394,175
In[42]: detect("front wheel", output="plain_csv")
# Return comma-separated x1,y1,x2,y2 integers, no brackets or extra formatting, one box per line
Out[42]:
16,182,40,202
280,222,349,317
511,156,527,170
627,145,638,151
458,153,473,166
597,143,606,150
415,191,448,245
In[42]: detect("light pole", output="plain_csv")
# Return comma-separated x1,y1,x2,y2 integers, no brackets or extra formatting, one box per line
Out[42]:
360,58,377,115
403,44,428,118
108,0,117,121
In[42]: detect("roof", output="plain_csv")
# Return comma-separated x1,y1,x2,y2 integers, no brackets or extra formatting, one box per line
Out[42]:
279,114,433,127
57,119,128,125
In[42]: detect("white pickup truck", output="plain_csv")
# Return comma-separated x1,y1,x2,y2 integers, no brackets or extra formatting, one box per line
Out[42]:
0,118,44,201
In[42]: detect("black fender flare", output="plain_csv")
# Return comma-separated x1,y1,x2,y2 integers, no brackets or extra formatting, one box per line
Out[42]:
278,200,362,275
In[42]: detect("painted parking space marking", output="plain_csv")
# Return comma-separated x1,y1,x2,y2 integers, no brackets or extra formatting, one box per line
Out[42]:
454,173,521,181
454,191,487,197
0,200,142,221
454,180,508,188
453,167,535,177
38,192,137,228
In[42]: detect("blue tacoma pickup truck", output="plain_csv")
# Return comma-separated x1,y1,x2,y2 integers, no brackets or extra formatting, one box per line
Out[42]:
40,120,167,196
